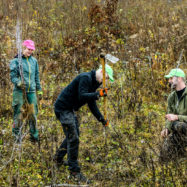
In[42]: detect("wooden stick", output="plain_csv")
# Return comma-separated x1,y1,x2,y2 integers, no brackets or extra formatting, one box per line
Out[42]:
45,184,89,187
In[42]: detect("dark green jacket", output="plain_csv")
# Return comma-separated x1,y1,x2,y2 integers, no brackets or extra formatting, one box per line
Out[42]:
10,55,41,93
166,87,187,130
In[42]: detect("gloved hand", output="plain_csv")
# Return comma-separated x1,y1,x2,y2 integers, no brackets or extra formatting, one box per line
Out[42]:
99,88,108,97
37,90,43,100
101,119,109,127
17,81,26,90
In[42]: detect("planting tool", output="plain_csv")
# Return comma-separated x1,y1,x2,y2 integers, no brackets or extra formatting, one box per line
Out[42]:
100,53,119,120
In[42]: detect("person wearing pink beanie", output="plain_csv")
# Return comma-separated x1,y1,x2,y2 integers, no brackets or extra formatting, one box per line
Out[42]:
10,39,42,143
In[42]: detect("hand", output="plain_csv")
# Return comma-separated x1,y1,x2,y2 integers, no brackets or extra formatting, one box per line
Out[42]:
17,81,26,90
99,88,108,97
165,114,178,122
37,90,43,100
101,119,109,127
161,128,169,138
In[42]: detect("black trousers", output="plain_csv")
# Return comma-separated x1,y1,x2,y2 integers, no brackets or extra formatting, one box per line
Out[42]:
55,109,80,172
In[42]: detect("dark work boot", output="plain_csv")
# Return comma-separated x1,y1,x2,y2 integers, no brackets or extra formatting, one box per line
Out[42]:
69,172,90,184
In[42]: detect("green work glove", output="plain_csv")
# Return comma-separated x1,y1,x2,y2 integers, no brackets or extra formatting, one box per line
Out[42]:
37,90,43,100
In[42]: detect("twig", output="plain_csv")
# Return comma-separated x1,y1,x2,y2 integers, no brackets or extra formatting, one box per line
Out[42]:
176,49,184,68
45,184,89,187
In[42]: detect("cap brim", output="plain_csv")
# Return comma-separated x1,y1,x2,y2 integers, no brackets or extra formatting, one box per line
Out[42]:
109,75,114,82
164,75,172,78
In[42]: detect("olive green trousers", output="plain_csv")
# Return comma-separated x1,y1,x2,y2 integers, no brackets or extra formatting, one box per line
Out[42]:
12,90,39,141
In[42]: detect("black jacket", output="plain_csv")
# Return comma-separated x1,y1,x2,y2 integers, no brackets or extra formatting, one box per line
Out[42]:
54,70,104,122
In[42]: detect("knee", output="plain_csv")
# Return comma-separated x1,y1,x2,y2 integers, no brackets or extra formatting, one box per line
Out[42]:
69,133,79,145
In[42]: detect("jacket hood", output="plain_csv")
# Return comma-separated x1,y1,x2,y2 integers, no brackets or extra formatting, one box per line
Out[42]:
14,54,32,58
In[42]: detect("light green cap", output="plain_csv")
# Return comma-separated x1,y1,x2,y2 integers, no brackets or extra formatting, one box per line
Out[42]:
99,64,114,82
164,68,185,78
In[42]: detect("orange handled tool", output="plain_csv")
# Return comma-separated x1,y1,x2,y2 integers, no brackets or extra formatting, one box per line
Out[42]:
100,54,107,120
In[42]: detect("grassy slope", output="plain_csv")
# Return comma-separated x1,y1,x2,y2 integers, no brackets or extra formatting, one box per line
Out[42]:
0,0,186,186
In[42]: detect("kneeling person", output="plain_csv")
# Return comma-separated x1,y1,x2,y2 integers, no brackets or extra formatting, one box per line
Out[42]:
160,68,187,162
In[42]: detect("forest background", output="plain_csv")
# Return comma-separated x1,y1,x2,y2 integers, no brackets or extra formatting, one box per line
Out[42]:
0,0,186,186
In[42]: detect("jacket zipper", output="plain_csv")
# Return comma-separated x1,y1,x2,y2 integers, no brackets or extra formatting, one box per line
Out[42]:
27,57,31,92
176,90,186,111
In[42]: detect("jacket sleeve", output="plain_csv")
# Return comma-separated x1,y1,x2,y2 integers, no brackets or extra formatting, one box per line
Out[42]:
9,59,21,86
166,93,187,130
178,115,187,122
87,100,104,122
78,76,99,102
35,59,42,91
177,95,187,122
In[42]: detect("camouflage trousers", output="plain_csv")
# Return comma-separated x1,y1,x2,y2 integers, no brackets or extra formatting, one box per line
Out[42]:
160,121,187,163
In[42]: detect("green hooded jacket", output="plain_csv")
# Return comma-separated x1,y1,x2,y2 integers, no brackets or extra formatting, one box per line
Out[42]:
166,87,187,130
10,55,41,93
